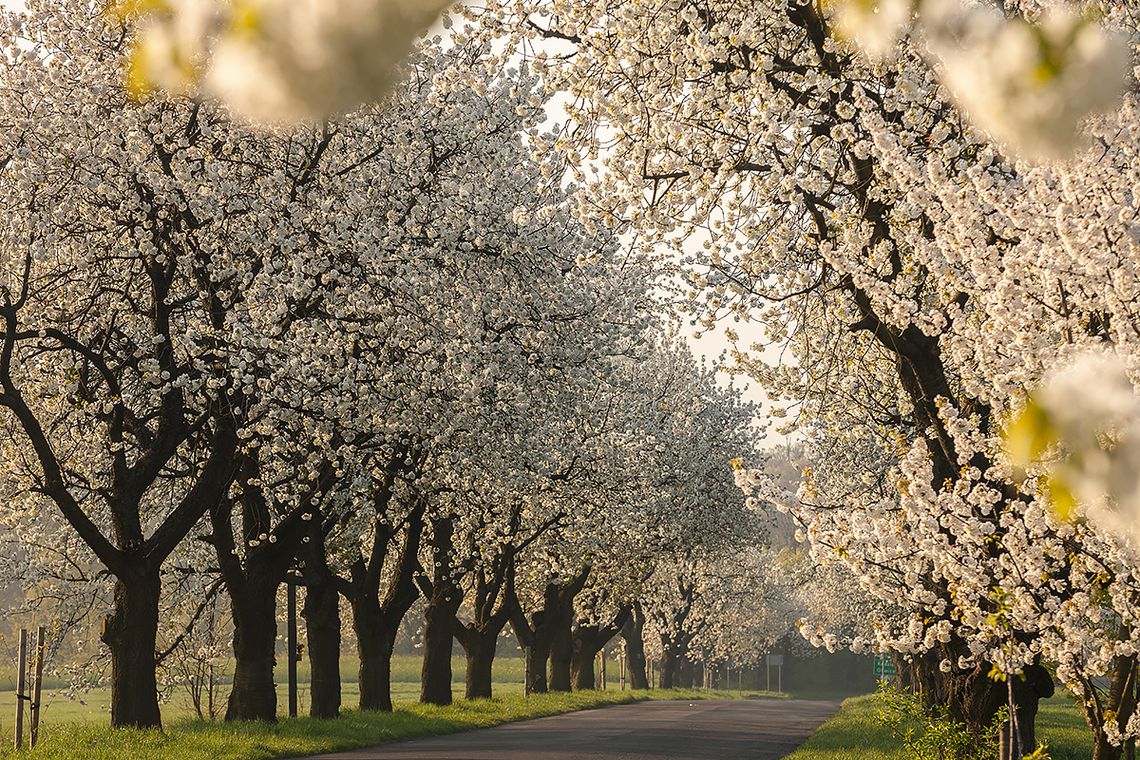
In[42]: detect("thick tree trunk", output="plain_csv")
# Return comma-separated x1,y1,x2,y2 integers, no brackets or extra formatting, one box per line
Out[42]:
420,516,461,706
1088,653,1136,760
302,571,341,719
353,601,400,712
621,606,649,690
421,587,458,705
571,609,629,691
903,650,1052,759
345,496,426,712
571,645,596,691
225,579,279,721
464,633,497,700
101,571,163,728
678,657,695,689
549,613,574,692
529,612,552,694
660,650,680,689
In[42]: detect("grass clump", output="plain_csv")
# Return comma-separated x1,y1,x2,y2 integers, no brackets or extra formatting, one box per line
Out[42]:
0,688,778,760
784,691,1092,760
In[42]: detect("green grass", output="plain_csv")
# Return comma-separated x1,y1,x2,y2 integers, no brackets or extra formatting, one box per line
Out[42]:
0,688,780,760
783,693,1093,760
0,655,526,725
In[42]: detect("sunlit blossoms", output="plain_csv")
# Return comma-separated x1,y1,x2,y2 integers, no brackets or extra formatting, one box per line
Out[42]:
120,0,452,123
824,0,1130,160
1006,351,1140,547
927,4,1130,160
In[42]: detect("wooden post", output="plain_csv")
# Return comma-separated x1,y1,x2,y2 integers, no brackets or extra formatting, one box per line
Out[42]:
524,650,531,697
600,648,606,690
14,628,26,750
287,580,298,718
619,642,626,691
30,627,44,748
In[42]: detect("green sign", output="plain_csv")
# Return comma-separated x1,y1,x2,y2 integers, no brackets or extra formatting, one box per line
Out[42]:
873,654,897,678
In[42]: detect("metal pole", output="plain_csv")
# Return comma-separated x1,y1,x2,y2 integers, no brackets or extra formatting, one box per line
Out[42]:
287,581,298,718
14,628,26,750
30,627,44,748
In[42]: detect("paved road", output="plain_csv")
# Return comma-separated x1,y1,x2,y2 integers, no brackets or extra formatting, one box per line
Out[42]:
299,699,840,760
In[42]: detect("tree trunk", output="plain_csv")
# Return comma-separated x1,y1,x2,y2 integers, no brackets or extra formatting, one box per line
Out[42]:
528,611,551,694
1089,653,1136,760
621,606,649,690
344,495,426,713
101,570,163,728
903,650,1052,759
302,570,341,719
548,612,574,692
464,632,497,700
571,610,629,691
660,650,679,689
353,601,400,712
571,644,596,691
225,579,279,721
421,586,459,705
678,657,695,689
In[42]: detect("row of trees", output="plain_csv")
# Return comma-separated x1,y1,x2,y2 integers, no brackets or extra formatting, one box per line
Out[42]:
470,0,1140,758
0,0,786,729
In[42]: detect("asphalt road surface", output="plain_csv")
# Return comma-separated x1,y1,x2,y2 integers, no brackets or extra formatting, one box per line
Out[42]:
299,699,840,760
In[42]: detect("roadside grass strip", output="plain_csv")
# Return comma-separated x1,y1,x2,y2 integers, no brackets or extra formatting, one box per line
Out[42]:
0,688,781,760
783,693,1092,760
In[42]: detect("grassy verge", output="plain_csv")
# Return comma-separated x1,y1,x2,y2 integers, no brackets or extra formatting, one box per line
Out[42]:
0,688,781,760
0,655,523,725
783,693,1092,760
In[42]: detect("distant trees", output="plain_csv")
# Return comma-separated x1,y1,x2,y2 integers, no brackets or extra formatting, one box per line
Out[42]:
472,0,1140,756
0,0,772,731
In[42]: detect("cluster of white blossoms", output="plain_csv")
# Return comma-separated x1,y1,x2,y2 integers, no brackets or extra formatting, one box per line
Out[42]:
120,0,452,123
825,0,1130,160
1006,352,1140,551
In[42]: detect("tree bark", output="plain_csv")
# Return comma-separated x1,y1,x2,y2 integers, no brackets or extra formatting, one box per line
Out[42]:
421,585,459,705
571,608,630,691
621,605,649,690
1088,652,1136,760
463,632,497,700
301,559,341,719
548,608,574,692
546,569,591,692
354,602,399,712
660,650,680,689
225,576,279,722
678,657,695,689
420,516,460,706
340,486,426,712
510,605,548,694
101,570,163,728
528,620,551,693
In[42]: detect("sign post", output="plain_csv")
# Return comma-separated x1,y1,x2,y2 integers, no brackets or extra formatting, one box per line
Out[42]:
287,580,298,718
14,629,26,750
30,627,44,748
873,654,898,680
766,653,783,693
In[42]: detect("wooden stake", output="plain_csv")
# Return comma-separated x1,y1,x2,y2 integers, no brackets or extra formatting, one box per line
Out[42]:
30,627,44,748
14,628,26,750
287,581,298,718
